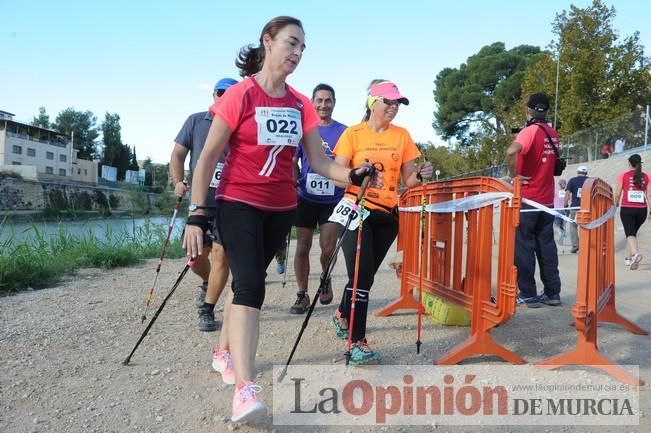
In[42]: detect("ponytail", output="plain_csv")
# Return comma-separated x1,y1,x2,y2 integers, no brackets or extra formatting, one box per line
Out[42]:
236,45,264,77
633,163,643,188
628,154,643,188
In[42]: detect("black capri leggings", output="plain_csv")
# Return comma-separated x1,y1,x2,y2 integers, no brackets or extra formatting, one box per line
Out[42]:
620,206,648,237
216,200,294,309
337,208,399,342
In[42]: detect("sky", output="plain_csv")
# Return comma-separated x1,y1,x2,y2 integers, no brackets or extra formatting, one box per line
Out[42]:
1,0,649,164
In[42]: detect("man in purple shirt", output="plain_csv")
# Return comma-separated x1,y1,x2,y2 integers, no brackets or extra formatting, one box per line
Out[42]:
289,84,347,314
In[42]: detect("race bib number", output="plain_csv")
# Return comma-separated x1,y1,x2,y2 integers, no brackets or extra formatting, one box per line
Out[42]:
576,187,582,198
328,197,370,230
209,162,224,188
306,173,335,196
255,107,302,147
627,190,645,203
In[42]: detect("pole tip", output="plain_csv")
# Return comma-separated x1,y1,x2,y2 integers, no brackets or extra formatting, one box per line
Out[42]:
121,358,130,366
344,351,351,366
416,341,422,354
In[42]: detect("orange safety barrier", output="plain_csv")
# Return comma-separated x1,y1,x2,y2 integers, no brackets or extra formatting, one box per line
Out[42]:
537,178,648,385
376,176,523,365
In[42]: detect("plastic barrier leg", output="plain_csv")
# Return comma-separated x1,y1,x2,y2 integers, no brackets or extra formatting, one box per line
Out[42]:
598,297,649,335
375,289,420,317
434,328,525,365
537,336,644,386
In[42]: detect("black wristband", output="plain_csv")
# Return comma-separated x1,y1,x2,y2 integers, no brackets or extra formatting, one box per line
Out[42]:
186,214,210,234
349,166,376,186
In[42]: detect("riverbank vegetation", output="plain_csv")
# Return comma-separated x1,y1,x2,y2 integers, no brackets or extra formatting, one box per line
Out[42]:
0,218,185,293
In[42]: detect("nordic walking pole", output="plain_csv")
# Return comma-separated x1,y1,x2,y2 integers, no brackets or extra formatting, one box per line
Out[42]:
278,175,372,382
282,229,291,288
141,195,183,323
416,192,427,354
123,259,194,365
344,195,367,366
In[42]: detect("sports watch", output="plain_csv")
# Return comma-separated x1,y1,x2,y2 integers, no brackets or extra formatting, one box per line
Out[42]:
188,203,204,212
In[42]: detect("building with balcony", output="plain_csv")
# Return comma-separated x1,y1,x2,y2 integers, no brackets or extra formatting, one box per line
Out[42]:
0,110,97,184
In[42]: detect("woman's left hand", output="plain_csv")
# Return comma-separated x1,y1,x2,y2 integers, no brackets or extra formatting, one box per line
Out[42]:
417,161,433,181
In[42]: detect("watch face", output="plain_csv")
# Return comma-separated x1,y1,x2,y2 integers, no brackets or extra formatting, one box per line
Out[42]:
189,204,197,212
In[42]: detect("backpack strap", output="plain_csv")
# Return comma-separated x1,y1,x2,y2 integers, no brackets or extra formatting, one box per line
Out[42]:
534,123,560,157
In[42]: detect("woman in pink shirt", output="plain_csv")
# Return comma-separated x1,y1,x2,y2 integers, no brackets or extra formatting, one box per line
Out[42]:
614,154,651,270
182,16,372,423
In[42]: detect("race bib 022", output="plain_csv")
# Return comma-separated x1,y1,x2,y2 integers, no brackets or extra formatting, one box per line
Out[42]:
255,107,302,147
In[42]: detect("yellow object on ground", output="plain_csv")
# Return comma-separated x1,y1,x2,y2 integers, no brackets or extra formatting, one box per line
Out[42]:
415,288,470,326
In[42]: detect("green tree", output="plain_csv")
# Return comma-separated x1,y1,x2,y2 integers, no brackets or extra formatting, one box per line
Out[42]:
142,158,169,192
52,108,100,159
418,143,472,179
31,107,50,129
433,42,542,146
129,146,140,171
522,0,651,157
101,113,134,180
101,112,122,166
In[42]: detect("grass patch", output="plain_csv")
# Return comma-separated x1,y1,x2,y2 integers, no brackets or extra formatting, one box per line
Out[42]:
0,218,184,293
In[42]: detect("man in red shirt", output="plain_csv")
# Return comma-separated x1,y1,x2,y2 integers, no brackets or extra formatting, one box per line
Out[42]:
506,93,562,308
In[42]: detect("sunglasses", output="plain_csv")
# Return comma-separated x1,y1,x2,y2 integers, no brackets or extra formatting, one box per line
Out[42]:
382,98,401,107
215,89,226,97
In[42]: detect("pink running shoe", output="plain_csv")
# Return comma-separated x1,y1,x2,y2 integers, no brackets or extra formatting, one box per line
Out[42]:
211,346,235,385
231,381,267,423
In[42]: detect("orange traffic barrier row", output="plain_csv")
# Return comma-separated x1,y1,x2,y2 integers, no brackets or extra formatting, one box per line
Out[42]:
376,176,523,365
537,178,648,385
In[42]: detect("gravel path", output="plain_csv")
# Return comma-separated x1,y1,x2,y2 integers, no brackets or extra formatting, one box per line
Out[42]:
1,226,650,433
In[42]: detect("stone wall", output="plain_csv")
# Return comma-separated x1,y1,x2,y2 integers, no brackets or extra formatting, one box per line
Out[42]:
0,177,161,212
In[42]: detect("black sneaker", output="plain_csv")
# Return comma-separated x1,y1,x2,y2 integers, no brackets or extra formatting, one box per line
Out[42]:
196,282,208,308
197,305,218,332
289,293,310,314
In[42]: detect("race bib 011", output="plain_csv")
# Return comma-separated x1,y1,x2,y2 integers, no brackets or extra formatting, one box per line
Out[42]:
306,173,335,196
255,107,302,147
209,162,224,188
328,197,370,230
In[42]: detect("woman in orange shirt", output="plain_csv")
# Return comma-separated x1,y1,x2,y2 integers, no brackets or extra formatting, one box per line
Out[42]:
331,81,432,364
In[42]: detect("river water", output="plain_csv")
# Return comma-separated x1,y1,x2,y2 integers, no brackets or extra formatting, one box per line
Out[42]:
0,216,187,243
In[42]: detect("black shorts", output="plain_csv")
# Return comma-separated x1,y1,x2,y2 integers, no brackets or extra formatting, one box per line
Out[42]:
216,200,294,309
295,196,338,229
181,207,221,247
620,206,648,237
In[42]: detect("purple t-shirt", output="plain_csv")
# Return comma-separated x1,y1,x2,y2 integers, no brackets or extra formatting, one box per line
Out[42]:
296,120,347,204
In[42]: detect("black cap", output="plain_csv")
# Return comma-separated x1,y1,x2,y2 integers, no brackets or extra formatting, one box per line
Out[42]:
527,93,550,112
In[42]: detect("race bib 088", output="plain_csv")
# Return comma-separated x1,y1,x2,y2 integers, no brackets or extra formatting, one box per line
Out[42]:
306,173,334,196
328,197,370,230
255,107,302,147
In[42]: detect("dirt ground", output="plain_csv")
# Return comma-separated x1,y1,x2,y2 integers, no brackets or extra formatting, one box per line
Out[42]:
2,173,651,433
